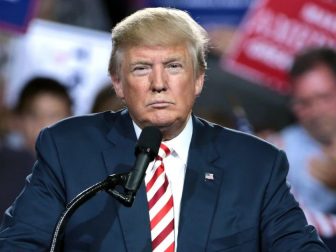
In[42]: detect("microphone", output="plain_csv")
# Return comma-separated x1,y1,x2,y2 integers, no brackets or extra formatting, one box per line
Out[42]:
124,126,162,205
49,127,162,251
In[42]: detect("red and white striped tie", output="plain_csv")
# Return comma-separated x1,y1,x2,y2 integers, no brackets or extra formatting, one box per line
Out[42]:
145,143,175,252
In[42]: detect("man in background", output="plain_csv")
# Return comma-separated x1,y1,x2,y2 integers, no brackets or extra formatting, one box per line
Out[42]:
272,47,336,250
90,84,124,113
0,76,72,216
13,77,73,154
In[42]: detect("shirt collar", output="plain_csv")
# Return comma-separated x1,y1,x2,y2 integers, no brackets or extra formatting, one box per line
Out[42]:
132,116,193,165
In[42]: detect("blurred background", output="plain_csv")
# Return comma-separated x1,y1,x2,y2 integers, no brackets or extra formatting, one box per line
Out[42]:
0,0,302,135
1,0,334,135
1,0,333,136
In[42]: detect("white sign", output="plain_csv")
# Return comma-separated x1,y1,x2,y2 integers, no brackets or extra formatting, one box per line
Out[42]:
5,19,112,114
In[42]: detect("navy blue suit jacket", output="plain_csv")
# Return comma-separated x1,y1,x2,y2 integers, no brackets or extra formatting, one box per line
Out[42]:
0,110,329,251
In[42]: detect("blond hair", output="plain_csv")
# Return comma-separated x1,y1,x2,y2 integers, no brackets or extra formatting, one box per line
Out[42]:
108,7,209,78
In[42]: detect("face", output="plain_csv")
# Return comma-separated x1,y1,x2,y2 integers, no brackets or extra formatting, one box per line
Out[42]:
112,45,204,140
21,93,71,153
291,65,336,145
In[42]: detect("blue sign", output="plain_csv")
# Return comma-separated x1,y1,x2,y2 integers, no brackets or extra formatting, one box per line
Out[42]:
0,0,38,33
148,0,254,26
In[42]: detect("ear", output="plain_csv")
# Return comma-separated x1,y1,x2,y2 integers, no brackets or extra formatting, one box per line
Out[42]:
111,74,124,99
194,72,205,97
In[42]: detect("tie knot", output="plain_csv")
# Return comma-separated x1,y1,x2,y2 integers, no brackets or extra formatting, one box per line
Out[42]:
157,143,171,160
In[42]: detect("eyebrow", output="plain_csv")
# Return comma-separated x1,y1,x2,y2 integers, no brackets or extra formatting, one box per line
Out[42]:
163,57,184,65
129,56,184,67
130,61,151,67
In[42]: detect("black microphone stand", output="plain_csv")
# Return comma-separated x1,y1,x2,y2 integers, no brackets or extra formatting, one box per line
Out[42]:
49,126,162,252
49,172,134,252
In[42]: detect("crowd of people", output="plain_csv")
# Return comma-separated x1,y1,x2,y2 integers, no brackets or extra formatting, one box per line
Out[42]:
0,4,335,252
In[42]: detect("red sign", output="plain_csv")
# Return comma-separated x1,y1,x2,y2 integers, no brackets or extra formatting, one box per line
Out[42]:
224,0,336,93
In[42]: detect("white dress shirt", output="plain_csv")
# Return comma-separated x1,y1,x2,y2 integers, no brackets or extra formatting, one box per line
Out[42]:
133,116,193,249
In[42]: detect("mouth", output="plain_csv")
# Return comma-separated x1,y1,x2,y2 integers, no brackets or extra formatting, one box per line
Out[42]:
147,100,173,109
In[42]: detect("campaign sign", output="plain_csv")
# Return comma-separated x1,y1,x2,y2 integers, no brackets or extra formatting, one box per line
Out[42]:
0,0,38,33
224,0,336,93
4,19,112,115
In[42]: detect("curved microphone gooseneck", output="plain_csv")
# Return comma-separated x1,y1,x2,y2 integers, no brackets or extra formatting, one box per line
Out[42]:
49,126,162,252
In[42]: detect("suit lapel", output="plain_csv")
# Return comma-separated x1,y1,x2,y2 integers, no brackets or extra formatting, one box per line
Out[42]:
177,117,224,251
102,110,152,251
101,112,224,251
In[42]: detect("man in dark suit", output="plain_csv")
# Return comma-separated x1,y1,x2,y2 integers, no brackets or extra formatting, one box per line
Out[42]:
0,7,329,251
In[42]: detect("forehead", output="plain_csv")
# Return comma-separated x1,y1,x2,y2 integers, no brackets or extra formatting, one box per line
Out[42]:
293,66,336,96
122,44,191,63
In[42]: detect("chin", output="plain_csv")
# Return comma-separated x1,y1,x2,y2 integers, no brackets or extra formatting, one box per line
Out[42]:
149,112,175,124
150,120,174,128
138,118,168,127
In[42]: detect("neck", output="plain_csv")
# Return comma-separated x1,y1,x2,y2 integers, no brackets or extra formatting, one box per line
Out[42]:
160,117,191,141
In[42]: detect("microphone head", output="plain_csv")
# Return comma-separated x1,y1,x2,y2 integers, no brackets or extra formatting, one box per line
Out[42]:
136,126,162,160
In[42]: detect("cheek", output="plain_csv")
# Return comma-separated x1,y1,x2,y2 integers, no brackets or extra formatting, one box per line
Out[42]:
124,86,142,101
123,77,147,97
293,107,309,121
22,119,38,139
122,88,147,111
325,99,336,111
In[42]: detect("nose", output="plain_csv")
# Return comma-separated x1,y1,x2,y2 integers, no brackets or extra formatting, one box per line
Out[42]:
150,65,167,92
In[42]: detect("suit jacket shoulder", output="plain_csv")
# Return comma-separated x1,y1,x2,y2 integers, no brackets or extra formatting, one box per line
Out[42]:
193,116,281,167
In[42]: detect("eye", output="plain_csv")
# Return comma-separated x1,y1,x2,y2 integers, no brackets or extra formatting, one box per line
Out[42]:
167,62,183,74
131,65,151,76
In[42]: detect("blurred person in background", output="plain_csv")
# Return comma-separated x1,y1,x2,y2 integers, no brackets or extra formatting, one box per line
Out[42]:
13,76,73,155
270,47,336,249
91,84,124,113
0,76,72,217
